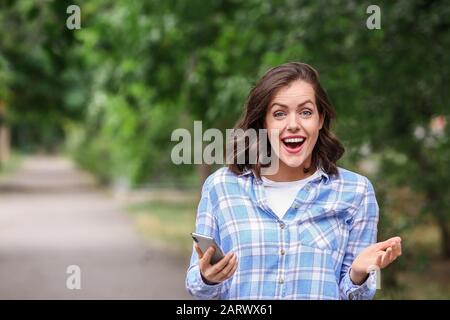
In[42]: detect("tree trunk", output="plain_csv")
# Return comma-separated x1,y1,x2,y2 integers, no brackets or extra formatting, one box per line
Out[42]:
438,218,450,259
413,150,450,259
0,125,10,164
198,163,211,189
0,102,10,167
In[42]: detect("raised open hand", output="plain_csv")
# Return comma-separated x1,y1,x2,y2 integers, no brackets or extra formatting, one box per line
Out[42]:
350,236,402,285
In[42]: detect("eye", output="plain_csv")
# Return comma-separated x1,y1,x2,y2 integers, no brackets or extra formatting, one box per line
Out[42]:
300,110,312,118
273,111,286,118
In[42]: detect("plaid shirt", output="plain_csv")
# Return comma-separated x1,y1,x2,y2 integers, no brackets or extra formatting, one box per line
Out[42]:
186,166,379,300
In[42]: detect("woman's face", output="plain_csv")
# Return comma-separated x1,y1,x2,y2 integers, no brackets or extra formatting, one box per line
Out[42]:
264,80,324,177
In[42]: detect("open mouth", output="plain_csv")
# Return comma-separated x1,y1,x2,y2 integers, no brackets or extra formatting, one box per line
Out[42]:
281,136,306,153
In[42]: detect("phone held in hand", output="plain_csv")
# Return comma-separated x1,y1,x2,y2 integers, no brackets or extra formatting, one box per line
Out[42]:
191,232,225,264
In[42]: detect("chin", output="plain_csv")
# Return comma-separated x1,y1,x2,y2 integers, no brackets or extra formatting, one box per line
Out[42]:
279,156,308,169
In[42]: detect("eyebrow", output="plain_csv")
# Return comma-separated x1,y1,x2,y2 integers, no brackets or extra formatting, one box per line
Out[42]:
270,100,314,109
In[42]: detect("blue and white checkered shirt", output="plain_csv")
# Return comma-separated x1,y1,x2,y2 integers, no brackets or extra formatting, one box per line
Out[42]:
186,166,379,300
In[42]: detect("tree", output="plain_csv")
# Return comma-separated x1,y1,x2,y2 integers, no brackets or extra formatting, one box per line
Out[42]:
2,0,448,256
0,0,79,151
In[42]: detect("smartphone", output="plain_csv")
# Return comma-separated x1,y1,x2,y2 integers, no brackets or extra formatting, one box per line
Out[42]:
191,232,225,264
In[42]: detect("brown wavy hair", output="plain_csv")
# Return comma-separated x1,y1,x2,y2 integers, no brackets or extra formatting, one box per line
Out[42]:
228,62,344,178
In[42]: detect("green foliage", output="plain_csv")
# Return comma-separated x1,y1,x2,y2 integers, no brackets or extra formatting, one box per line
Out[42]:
0,0,448,299
1,0,449,256
0,0,81,151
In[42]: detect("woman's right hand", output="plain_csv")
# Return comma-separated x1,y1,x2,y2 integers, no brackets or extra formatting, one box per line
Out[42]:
194,243,238,285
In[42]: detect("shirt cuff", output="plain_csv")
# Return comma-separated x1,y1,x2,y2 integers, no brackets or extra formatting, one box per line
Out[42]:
186,266,222,299
341,268,377,300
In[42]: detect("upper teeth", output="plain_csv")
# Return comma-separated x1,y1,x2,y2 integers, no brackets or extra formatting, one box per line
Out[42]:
284,138,304,143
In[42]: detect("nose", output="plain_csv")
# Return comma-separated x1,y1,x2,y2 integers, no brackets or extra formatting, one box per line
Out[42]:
286,113,300,132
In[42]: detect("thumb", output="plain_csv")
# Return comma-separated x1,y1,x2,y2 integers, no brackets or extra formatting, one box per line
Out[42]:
194,243,204,259
202,246,216,264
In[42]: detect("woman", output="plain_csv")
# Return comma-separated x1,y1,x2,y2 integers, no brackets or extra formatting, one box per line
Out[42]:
185,62,402,299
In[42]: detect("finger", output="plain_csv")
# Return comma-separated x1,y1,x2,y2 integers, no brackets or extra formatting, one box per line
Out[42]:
375,251,383,268
374,240,392,251
391,243,400,260
375,236,402,251
394,242,402,257
201,246,216,265
229,259,239,276
215,260,237,282
220,254,237,276
199,247,218,279
212,251,235,273
382,247,393,267
218,258,238,282
210,253,235,282
194,244,204,259
379,251,387,268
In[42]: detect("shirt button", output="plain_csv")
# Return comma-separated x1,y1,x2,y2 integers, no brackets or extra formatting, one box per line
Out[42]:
280,249,286,255
280,222,286,229
279,278,284,284
293,204,299,209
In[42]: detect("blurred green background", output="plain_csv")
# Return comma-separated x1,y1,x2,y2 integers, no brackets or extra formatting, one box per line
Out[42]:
0,0,449,299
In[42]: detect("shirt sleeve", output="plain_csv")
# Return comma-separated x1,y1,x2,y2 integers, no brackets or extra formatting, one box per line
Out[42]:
339,177,379,300
185,177,223,299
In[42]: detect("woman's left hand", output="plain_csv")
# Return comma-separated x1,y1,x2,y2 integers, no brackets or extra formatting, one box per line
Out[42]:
350,236,402,285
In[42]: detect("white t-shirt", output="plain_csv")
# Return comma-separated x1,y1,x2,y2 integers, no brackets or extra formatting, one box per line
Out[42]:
261,170,320,219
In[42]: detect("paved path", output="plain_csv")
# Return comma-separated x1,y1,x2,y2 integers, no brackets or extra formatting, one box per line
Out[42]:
0,156,192,299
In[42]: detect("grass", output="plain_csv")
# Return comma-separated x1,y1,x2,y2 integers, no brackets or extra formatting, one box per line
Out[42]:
126,199,198,254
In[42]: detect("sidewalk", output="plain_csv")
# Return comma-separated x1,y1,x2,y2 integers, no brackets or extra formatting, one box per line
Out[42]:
0,156,192,299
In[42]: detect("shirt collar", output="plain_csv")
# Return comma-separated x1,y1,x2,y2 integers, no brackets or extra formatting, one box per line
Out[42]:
239,167,330,184
316,167,330,184
238,168,253,177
